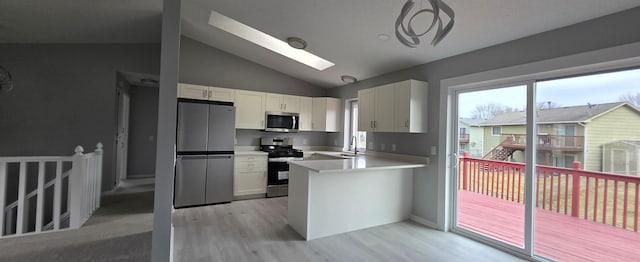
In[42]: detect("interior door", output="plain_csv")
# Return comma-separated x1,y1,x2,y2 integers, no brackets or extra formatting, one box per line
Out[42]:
116,91,130,183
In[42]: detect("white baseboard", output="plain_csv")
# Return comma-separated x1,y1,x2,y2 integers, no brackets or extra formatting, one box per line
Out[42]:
410,214,439,229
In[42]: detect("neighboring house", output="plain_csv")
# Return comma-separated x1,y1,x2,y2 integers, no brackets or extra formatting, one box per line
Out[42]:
602,140,640,176
477,102,640,172
458,118,486,157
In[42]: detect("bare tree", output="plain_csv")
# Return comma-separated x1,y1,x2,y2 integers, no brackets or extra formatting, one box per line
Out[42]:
537,101,561,109
620,92,640,108
472,103,520,119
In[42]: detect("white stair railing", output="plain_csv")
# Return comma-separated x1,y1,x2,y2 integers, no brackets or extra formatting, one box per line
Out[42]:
0,143,103,238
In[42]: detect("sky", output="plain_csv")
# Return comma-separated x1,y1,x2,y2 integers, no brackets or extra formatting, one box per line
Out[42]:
458,68,640,118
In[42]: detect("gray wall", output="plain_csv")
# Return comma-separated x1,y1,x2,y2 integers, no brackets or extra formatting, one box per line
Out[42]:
179,36,334,147
127,85,159,177
328,7,640,223
0,44,161,192
179,36,328,97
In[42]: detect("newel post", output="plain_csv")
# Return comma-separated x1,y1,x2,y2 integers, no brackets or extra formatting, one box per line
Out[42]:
461,152,469,190
69,145,85,228
571,161,582,217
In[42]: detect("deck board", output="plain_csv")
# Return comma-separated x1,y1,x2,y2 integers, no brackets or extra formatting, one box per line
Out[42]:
458,190,640,261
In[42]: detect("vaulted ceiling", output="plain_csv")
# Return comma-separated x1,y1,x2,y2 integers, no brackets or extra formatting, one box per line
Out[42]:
2,0,640,88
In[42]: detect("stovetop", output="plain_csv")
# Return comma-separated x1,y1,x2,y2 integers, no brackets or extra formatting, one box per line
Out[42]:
260,145,303,158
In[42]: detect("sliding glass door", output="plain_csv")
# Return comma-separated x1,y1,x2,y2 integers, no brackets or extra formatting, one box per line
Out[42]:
454,84,530,250
452,67,640,261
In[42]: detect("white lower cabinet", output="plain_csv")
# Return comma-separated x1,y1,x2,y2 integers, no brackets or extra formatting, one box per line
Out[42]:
234,155,268,197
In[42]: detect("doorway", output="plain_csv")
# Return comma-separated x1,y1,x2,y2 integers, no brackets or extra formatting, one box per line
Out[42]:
116,89,131,187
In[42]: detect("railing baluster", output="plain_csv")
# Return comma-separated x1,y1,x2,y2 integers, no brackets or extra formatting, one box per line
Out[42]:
35,161,45,232
0,162,6,236
584,177,590,219
564,174,569,215
543,171,548,210
500,166,505,199
508,166,513,201
623,181,628,229
603,179,609,224
517,168,522,203
556,172,561,213
16,161,26,235
635,183,639,232
594,178,599,222
613,180,618,227
53,161,62,230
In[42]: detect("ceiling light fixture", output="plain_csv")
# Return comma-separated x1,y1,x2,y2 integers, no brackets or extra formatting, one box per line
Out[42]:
287,37,307,49
341,75,358,84
208,11,334,71
395,0,455,48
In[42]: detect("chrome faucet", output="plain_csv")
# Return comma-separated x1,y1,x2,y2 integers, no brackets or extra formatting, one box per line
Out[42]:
352,136,358,155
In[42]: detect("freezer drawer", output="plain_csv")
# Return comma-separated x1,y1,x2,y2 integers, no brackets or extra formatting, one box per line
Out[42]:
174,155,207,208
206,154,234,204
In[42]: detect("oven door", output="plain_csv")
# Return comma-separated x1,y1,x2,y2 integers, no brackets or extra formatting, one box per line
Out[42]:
268,159,291,185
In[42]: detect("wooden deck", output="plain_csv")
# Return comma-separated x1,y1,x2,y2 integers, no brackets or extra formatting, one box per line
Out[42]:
458,190,640,261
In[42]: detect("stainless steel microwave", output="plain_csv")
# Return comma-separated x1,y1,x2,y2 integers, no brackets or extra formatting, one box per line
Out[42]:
265,111,299,132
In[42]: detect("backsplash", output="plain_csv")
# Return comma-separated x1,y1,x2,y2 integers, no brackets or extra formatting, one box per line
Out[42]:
235,129,330,147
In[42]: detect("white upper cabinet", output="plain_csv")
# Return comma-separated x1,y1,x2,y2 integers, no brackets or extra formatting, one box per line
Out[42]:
312,97,341,132
178,83,209,100
235,90,266,129
358,88,375,132
266,94,301,113
298,96,313,131
357,83,395,132
178,83,235,102
394,80,428,133
357,80,428,133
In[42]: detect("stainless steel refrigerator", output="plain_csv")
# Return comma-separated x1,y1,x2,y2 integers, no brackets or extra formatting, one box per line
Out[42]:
174,99,235,208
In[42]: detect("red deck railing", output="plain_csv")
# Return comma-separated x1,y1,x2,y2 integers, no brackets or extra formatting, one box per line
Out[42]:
499,134,584,150
458,153,640,232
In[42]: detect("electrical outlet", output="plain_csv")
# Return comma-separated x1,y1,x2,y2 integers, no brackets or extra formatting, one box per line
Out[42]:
430,145,437,155
334,139,338,146
368,142,374,149
392,144,396,152
303,139,308,145
381,144,385,151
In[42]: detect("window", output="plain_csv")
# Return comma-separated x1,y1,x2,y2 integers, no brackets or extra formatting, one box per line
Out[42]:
492,126,501,136
459,127,467,134
347,100,366,151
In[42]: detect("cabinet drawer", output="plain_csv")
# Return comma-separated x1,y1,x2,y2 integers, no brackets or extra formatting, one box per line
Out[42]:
235,156,267,171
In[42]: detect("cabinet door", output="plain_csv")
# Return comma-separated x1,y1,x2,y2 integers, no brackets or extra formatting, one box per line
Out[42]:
374,85,395,132
236,90,266,129
234,156,268,196
283,95,300,113
210,87,235,102
298,97,313,131
358,89,375,132
178,83,209,100
311,98,327,131
395,83,411,132
324,98,340,132
265,93,284,111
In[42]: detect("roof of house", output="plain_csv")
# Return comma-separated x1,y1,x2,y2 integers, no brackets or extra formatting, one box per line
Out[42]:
459,118,487,126
622,141,640,147
479,102,637,126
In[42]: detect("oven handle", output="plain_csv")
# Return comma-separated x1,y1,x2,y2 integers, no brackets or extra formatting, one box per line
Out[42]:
268,157,304,162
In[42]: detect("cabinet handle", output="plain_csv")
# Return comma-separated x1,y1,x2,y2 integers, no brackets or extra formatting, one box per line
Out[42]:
405,120,409,127
284,104,287,110
208,90,212,98
374,121,377,128
370,121,373,128
202,90,207,98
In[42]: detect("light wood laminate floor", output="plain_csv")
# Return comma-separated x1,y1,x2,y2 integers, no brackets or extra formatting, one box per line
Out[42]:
172,197,523,262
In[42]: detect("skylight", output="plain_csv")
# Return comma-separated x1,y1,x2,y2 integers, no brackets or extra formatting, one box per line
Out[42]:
208,11,335,71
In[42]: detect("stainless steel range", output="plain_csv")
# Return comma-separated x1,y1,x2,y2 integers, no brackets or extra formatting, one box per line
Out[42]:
260,137,303,197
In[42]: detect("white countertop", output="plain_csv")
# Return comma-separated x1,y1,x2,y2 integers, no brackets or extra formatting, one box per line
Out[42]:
288,153,427,173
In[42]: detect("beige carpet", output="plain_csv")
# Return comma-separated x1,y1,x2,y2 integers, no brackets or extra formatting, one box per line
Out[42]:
0,179,154,262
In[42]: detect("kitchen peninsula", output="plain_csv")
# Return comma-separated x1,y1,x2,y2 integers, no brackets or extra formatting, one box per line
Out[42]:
287,154,428,240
